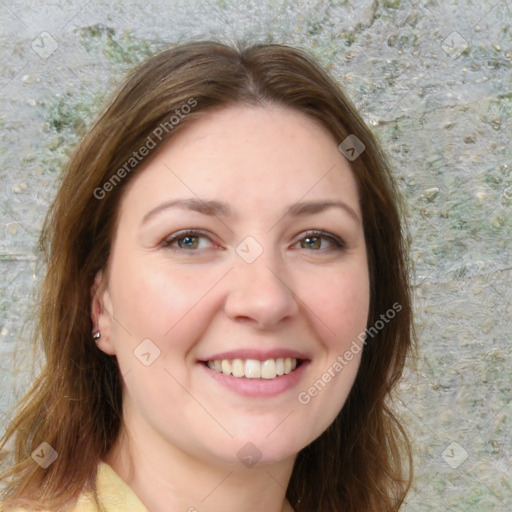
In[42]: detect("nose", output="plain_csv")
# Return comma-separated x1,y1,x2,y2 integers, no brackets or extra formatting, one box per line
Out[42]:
224,248,299,330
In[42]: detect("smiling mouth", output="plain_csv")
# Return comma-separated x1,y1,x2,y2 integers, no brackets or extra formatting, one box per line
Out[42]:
202,357,303,379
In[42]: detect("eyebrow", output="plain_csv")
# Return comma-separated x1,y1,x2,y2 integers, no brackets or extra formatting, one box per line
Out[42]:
142,198,361,225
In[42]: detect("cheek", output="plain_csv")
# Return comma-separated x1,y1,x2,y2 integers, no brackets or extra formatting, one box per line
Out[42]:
296,266,369,430
110,264,172,338
302,263,370,348
109,254,222,345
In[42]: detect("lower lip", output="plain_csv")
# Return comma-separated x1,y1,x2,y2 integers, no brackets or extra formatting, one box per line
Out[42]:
198,361,310,397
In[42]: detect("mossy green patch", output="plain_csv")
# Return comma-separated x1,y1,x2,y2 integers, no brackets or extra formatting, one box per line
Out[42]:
78,24,159,66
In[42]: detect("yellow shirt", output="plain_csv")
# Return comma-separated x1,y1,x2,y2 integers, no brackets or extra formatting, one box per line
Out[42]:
7,462,149,512
74,462,149,511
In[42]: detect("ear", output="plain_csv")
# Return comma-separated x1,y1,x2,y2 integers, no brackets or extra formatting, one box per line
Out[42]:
90,269,116,356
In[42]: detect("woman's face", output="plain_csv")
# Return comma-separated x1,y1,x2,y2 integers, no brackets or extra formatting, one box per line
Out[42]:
94,104,370,467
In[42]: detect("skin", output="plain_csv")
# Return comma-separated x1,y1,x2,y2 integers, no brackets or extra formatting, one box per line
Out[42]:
91,104,370,512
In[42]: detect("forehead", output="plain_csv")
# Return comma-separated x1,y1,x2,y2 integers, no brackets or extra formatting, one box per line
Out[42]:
118,104,361,221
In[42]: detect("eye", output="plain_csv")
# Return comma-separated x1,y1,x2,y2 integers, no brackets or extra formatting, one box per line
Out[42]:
161,230,215,251
295,230,345,251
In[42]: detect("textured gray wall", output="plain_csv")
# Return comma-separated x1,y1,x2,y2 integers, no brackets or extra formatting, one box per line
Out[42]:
0,1,511,510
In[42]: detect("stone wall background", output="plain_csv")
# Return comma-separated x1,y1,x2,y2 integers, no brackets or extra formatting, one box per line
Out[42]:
0,1,510,510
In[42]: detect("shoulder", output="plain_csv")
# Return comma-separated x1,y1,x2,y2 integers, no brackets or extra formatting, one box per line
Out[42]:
76,461,149,512
1,461,148,512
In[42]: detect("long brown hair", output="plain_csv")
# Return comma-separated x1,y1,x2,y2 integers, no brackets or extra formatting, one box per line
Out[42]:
0,40,414,511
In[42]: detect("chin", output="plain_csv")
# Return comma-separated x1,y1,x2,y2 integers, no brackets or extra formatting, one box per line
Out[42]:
198,434,303,469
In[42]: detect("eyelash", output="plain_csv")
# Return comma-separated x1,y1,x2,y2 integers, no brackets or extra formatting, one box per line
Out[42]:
161,229,345,252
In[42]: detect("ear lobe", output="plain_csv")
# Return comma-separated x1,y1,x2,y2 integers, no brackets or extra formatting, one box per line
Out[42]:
90,270,116,356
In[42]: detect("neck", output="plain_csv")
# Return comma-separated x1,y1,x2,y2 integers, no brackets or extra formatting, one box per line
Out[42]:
103,403,297,512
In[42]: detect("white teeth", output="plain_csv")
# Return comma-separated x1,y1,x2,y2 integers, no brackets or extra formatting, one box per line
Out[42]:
205,357,299,379
232,359,245,378
221,360,231,375
244,359,261,378
276,357,284,376
261,359,277,379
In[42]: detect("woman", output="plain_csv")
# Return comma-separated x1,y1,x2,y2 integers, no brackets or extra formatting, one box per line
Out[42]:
0,41,414,512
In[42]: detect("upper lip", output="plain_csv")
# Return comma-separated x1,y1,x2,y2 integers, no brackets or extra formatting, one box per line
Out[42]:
200,348,310,362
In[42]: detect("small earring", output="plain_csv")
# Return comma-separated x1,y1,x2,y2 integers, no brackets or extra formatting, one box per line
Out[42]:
92,331,101,342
